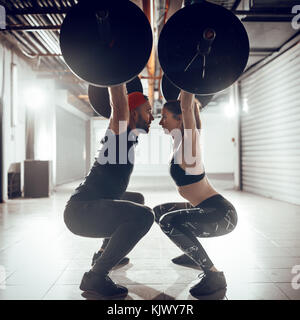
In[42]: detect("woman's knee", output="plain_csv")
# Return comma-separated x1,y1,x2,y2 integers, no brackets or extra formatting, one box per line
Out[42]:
142,206,155,228
153,205,160,223
153,204,167,223
153,202,189,223
158,213,174,233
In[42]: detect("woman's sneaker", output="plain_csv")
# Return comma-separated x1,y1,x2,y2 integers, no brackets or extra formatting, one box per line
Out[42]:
189,270,227,297
92,251,130,268
80,270,128,298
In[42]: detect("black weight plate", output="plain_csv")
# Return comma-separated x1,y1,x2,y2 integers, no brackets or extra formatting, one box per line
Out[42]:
60,0,153,86
158,2,249,95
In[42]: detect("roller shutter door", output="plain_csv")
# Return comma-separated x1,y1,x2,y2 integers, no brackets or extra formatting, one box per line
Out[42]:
240,43,300,205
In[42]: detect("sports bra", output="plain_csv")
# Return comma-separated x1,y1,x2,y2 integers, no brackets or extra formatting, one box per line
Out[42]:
170,156,205,187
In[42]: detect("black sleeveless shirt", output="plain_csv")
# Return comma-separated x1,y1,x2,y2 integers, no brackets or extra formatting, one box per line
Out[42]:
70,127,138,201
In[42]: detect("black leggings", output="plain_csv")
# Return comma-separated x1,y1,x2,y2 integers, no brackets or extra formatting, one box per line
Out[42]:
64,192,154,274
153,194,238,272
100,192,145,250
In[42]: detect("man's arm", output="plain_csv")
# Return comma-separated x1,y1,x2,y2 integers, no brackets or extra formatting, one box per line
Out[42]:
108,84,129,135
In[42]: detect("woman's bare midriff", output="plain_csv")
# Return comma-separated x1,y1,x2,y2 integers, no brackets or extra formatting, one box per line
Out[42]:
178,176,219,207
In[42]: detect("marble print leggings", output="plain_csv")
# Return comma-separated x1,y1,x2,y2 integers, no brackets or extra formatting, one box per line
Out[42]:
153,194,238,272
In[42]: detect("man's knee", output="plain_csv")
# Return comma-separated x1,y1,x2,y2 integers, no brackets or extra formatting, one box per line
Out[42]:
133,206,154,235
124,202,154,231
143,206,155,227
135,193,145,205
122,191,145,205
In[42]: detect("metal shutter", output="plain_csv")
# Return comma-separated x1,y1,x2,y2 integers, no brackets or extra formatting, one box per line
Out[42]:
240,43,300,205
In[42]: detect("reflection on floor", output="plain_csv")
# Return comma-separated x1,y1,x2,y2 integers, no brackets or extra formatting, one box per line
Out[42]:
0,175,300,300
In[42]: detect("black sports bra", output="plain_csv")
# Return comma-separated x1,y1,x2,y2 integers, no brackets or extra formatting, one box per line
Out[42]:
170,156,205,187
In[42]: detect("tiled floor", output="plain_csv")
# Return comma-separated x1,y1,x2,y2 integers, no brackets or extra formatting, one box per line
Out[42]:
0,175,300,300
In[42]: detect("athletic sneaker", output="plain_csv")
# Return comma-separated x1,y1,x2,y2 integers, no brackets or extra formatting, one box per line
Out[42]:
172,254,198,267
92,251,130,267
189,270,227,297
80,270,128,298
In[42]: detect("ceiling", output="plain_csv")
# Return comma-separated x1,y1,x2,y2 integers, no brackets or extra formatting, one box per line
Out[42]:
0,0,299,116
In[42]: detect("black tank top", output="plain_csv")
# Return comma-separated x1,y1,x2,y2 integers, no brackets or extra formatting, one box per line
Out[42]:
70,127,138,201
170,156,205,187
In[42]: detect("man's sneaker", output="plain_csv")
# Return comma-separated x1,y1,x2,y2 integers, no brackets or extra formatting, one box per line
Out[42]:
80,270,128,298
172,254,199,268
92,251,130,268
189,271,227,297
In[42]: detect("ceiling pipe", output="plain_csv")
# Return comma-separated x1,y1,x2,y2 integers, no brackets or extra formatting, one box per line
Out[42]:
231,0,242,11
142,0,156,107
15,16,56,54
233,10,295,17
10,29,50,59
5,1,67,69
24,15,61,53
6,7,70,15
17,14,66,70
157,0,169,101
140,76,162,79
165,0,183,22
2,25,61,31
156,0,183,101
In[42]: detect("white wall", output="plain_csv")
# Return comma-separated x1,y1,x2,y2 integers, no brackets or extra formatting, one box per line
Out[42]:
0,44,90,200
91,106,238,177
1,46,34,201
91,118,172,176
55,103,88,185
27,79,56,177
133,118,172,176
55,90,90,186
201,99,238,174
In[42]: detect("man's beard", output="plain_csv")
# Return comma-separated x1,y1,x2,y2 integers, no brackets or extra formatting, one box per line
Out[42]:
136,115,149,133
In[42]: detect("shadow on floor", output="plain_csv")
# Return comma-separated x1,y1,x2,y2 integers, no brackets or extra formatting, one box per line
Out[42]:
80,263,226,301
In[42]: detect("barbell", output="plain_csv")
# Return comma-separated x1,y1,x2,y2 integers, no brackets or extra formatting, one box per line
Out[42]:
161,74,213,110
59,0,249,101
88,76,143,118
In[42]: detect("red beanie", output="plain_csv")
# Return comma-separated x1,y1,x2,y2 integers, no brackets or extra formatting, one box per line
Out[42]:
128,92,147,111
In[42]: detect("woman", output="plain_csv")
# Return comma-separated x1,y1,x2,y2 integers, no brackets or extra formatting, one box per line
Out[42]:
153,91,238,297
